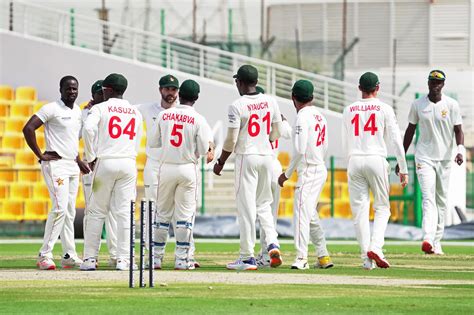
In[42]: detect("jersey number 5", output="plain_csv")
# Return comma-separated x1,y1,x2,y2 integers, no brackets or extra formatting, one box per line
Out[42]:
248,112,270,137
170,124,184,147
351,113,378,136
108,116,136,140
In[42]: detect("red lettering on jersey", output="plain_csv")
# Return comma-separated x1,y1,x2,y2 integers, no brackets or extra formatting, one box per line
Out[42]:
246,102,269,111
162,113,195,125
107,106,136,115
349,104,381,112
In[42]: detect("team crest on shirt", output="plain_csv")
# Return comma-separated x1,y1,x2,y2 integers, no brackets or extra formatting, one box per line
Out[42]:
56,178,64,186
441,109,448,118
416,163,423,170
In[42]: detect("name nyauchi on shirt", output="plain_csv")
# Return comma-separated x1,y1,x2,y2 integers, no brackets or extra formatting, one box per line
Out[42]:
228,93,282,155
35,100,82,160
408,94,462,161
342,98,407,174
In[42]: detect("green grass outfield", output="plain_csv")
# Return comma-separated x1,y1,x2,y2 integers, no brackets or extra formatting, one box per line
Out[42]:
1,240,473,314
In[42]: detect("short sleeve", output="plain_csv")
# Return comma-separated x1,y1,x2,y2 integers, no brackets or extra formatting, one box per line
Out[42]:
407,101,418,125
227,103,240,129
452,101,462,125
35,103,53,123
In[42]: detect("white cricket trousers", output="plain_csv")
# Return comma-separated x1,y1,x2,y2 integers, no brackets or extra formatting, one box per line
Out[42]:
39,159,79,259
416,158,451,245
293,164,329,259
154,163,198,261
259,158,281,254
83,158,137,261
83,172,117,259
145,158,197,259
235,154,279,258
348,155,390,260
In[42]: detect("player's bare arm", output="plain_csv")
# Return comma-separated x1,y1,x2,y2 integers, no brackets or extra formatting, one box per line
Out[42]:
454,124,464,165
277,173,288,187
75,155,91,174
395,123,417,175
213,150,231,176
23,115,62,161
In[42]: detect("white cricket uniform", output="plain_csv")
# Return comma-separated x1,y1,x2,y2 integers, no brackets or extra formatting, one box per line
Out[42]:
284,106,330,259
81,107,117,260
259,120,292,256
36,100,82,259
408,94,462,246
136,102,199,260
342,98,407,261
149,104,211,261
82,98,142,261
228,93,282,258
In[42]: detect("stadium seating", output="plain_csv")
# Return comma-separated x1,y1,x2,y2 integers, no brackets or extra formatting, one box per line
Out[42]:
15,86,37,102
0,200,24,221
0,85,14,101
24,200,49,221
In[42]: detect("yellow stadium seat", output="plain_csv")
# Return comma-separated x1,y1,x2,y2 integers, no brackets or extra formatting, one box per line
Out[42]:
0,200,24,221
333,200,352,219
140,135,147,148
0,155,14,168
2,133,24,149
334,169,348,182
137,170,144,187
0,103,9,117
11,102,34,117
15,86,37,102
0,183,9,198
320,184,331,203
318,204,331,219
80,101,89,109
390,183,404,196
18,169,41,182
33,182,50,199
5,117,26,132
11,183,32,199
24,200,49,221
16,150,37,166
281,184,294,199
0,169,15,181
0,85,14,101
283,198,294,217
36,133,45,148
277,151,290,168
289,171,298,183
341,182,350,199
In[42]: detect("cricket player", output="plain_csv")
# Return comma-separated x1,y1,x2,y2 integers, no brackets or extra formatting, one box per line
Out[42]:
81,80,118,267
398,70,464,255
343,72,408,269
23,75,89,270
278,80,334,270
213,65,283,270
80,73,142,271
137,74,200,268
148,79,212,270
254,86,292,268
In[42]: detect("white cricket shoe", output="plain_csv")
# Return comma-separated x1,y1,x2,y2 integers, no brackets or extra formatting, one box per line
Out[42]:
362,258,375,270
226,257,258,270
116,259,137,271
108,258,117,268
433,242,444,255
61,254,83,269
256,253,270,268
37,256,56,270
153,257,163,270
175,259,194,270
80,258,97,271
291,258,309,270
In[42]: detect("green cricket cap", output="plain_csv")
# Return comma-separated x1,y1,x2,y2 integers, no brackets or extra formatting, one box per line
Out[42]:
179,79,200,100
359,72,380,90
428,70,446,81
159,74,179,88
292,79,314,100
91,80,103,95
256,86,265,94
103,73,128,92
233,65,258,83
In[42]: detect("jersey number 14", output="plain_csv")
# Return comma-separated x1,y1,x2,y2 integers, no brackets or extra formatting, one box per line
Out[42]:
351,113,378,136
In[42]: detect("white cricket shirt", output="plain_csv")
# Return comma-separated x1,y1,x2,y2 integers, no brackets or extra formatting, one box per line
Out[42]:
35,100,82,160
408,94,462,161
271,119,292,157
136,102,168,161
149,104,211,164
83,98,142,161
342,98,407,173
285,106,328,178
228,93,282,155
